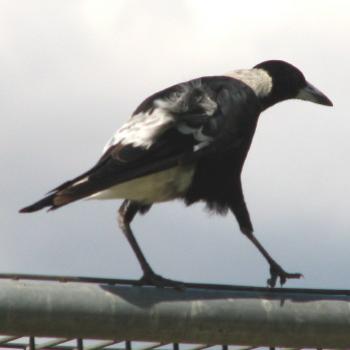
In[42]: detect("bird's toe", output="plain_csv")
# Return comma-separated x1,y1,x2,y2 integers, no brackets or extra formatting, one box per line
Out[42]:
138,272,185,291
268,263,303,288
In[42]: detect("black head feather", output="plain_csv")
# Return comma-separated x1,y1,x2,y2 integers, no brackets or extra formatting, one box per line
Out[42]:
254,60,307,109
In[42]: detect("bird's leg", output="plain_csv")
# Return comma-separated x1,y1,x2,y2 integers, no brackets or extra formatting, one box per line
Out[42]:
117,200,184,289
230,189,302,288
241,227,303,288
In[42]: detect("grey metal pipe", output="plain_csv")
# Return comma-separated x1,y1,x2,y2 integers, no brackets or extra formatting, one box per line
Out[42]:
0,280,350,348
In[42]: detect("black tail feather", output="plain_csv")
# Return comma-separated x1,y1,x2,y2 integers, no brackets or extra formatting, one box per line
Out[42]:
19,180,93,213
19,194,58,213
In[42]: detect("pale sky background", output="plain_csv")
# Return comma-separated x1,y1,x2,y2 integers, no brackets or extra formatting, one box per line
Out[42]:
1,0,349,289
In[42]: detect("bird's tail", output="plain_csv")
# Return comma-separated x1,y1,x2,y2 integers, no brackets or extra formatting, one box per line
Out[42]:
19,147,185,213
19,182,98,212
19,193,59,213
19,186,88,213
19,172,96,213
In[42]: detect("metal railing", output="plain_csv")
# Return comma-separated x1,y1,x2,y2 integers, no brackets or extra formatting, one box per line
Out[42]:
0,336,255,350
0,273,349,349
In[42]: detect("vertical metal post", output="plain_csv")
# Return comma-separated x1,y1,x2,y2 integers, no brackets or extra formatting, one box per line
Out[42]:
28,337,35,350
125,341,132,350
77,338,83,350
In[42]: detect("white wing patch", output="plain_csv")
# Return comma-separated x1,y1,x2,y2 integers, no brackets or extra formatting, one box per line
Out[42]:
103,81,218,154
177,122,212,141
103,108,174,152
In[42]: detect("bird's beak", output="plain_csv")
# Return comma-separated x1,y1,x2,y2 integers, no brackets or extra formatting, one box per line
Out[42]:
296,81,333,106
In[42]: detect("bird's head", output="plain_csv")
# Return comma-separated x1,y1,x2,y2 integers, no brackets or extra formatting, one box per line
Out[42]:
254,60,333,110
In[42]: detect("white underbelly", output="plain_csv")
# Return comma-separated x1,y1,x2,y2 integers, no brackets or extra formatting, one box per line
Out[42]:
89,165,195,203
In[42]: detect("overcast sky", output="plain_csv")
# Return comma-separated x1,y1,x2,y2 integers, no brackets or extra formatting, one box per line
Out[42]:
1,0,349,289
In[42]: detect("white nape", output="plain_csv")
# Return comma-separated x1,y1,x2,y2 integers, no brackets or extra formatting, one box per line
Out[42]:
225,68,273,98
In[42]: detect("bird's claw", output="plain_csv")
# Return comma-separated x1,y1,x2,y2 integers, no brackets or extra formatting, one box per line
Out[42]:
138,272,185,291
267,263,303,288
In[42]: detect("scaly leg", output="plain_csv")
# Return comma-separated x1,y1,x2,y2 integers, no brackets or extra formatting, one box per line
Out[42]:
117,200,184,289
240,227,303,287
230,183,302,287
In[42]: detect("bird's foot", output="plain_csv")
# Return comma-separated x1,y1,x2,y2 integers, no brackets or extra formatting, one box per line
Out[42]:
267,262,303,288
138,271,185,290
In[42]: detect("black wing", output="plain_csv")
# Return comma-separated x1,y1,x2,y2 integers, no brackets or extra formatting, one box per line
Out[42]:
20,76,260,212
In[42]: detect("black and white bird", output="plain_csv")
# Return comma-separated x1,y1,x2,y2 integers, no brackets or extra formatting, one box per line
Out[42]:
20,60,333,288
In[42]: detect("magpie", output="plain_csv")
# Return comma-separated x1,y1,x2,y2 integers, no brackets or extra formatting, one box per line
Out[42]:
20,60,333,288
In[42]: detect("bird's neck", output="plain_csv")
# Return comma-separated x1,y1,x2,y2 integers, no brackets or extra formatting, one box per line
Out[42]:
225,68,274,109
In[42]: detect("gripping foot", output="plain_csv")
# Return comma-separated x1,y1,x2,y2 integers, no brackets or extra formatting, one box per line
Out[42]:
138,271,185,290
268,262,303,288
